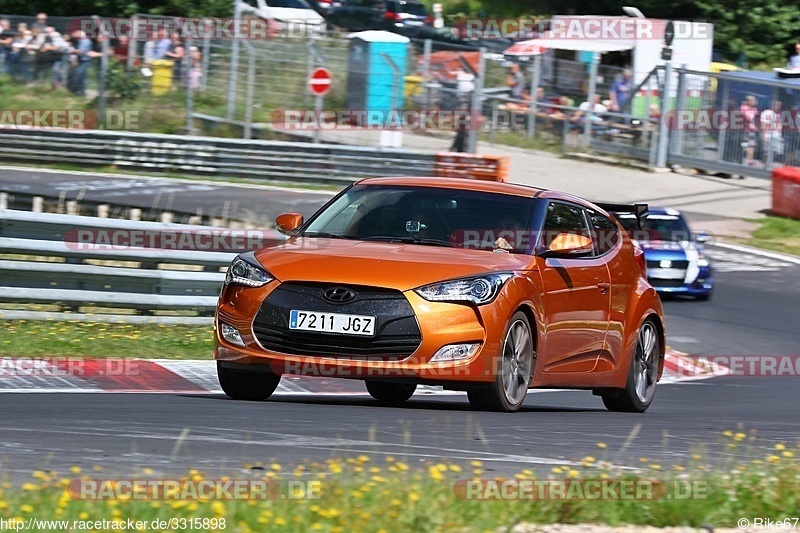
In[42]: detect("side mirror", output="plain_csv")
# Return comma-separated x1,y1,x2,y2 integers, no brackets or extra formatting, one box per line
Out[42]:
276,213,304,235
545,233,594,256
694,231,711,244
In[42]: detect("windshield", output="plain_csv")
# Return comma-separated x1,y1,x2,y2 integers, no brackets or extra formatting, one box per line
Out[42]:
267,0,312,8
616,213,692,242
303,185,536,253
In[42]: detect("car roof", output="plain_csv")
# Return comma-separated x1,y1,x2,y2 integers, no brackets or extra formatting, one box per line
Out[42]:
355,177,604,210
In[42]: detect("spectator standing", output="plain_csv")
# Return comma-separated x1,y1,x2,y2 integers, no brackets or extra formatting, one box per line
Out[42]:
507,63,525,100
571,94,608,133
142,35,157,66
114,35,129,64
153,30,172,60
70,30,100,96
188,46,202,89
739,95,759,165
760,100,784,163
788,43,800,68
164,35,185,87
609,69,632,112
31,13,48,33
11,26,33,83
0,19,14,74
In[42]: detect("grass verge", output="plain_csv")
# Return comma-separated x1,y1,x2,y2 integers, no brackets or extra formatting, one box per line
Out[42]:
737,216,800,257
0,441,798,532
0,320,212,359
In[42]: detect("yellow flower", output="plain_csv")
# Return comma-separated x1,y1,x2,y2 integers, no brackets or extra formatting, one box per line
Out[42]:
79,512,89,520
22,483,39,491
270,463,282,471
311,524,323,530
583,456,596,464
568,469,580,478
734,432,747,441
596,442,607,449
428,466,444,482
782,451,794,458
357,455,370,463
775,443,786,450
651,464,662,470
551,467,563,474
449,464,462,473
20,504,33,513
275,517,286,526
470,460,483,467
211,501,226,516
409,492,420,502
767,455,780,463
692,454,703,460
70,466,81,474
723,430,733,437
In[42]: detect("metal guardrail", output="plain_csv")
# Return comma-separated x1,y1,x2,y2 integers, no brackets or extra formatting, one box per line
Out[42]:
0,209,278,313
0,129,438,185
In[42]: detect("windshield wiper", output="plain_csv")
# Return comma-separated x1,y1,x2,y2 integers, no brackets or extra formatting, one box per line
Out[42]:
361,236,455,247
303,231,351,239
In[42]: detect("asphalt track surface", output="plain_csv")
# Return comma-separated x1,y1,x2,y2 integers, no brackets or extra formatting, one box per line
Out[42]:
1,246,798,477
0,167,333,222
1,168,799,475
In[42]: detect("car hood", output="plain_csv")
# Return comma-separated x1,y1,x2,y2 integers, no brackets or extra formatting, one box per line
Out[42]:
254,237,534,291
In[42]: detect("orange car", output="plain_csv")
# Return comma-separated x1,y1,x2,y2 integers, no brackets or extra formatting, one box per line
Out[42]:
215,177,665,412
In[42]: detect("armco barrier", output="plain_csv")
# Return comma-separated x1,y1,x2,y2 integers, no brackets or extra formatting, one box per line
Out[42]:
434,153,510,182
772,166,800,220
0,209,279,313
0,129,509,185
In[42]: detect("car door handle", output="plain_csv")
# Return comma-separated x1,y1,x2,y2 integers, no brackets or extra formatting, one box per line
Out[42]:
597,281,611,293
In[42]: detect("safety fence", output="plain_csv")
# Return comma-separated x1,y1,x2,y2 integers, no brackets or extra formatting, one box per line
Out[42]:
0,208,251,314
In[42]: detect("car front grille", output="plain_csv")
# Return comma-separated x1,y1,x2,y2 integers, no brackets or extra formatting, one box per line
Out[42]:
646,259,689,269
648,278,686,288
252,282,421,360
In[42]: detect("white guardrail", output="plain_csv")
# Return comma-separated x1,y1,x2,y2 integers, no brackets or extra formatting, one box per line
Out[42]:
0,209,283,314
0,129,439,185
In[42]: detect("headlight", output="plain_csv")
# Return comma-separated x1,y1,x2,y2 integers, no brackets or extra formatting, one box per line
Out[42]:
225,254,273,287
415,273,512,305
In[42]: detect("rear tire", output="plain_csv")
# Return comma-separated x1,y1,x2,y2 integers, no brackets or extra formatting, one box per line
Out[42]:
472,312,535,413
602,320,660,413
365,381,417,404
217,362,280,401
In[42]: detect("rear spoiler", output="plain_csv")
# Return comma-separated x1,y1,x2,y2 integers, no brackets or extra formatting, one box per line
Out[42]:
593,203,649,230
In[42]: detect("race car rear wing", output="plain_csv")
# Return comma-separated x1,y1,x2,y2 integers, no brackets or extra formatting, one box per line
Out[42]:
593,203,649,229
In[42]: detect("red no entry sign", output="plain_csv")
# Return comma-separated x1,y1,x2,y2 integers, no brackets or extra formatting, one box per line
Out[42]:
308,67,332,96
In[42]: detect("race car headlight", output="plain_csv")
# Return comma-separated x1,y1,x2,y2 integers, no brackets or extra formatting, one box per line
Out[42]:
415,273,512,305
225,254,273,287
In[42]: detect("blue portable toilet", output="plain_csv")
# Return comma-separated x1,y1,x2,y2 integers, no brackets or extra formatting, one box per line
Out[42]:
346,31,410,126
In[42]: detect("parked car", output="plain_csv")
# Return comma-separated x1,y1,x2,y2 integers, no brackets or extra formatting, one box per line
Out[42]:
215,178,665,413
611,207,714,300
238,0,326,35
327,0,431,32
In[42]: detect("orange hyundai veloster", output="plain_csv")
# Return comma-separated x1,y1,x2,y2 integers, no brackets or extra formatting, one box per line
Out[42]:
215,177,665,412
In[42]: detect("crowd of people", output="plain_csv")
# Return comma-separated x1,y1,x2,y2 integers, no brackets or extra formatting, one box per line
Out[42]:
0,13,202,97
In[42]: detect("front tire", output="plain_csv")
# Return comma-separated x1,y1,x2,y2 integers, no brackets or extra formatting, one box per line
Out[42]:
602,320,660,413
365,381,417,404
470,312,535,412
217,362,281,401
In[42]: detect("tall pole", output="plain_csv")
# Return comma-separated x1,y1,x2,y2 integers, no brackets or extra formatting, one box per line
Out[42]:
467,47,486,153
656,60,673,168
583,51,599,142
226,0,242,120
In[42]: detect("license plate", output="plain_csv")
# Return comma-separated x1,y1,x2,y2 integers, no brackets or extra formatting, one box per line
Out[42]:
648,268,686,280
289,310,376,336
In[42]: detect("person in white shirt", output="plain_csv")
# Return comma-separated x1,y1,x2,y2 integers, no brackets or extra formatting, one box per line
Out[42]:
571,94,608,133
760,101,784,163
